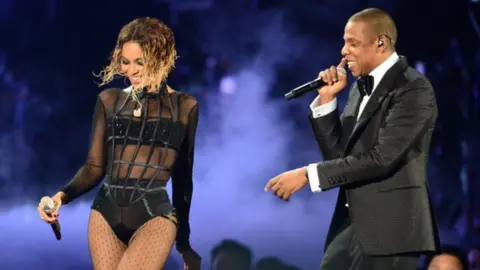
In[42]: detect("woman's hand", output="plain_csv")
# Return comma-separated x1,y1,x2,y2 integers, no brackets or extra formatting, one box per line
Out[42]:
181,247,201,270
37,192,64,224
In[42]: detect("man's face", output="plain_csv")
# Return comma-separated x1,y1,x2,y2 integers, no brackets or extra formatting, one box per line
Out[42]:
341,21,379,77
428,254,464,270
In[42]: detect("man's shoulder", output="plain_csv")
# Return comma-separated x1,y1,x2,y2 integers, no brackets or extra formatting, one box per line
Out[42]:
395,66,433,90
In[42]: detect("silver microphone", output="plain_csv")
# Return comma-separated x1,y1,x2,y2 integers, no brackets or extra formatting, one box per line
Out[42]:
40,196,62,240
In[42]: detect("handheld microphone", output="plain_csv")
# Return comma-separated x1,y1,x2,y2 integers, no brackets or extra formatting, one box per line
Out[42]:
284,67,347,100
40,196,62,240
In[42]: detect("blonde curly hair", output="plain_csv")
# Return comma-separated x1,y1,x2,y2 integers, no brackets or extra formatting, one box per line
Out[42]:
97,17,178,93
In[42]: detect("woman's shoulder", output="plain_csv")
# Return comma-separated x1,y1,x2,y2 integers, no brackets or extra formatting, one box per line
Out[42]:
167,86,198,107
98,86,127,97
96,86,130,108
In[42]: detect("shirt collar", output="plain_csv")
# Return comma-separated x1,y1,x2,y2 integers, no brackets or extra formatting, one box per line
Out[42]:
368,52,399,94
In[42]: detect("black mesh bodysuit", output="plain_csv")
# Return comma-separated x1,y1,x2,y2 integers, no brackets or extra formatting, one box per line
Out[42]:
59,83,198,256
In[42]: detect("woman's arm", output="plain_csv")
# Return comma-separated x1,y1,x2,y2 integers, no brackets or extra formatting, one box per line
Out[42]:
59,92,109,204
172,96,199,252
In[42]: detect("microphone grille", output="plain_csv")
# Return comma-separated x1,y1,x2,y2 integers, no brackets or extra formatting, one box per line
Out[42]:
337,67,347,74
40,196,55,213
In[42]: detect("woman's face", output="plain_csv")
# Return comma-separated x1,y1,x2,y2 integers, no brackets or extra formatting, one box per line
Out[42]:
120,41,145,89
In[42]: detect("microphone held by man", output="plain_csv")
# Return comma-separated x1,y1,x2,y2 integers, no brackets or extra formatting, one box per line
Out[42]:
284,58,348,101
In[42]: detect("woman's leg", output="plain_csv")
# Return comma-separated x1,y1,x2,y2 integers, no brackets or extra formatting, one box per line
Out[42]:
88,210,127,270
116,215,177,270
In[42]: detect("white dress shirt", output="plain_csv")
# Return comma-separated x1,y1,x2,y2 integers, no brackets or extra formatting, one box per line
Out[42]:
307,52,400,193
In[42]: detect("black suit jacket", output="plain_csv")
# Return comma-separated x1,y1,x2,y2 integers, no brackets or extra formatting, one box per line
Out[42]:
309,56,440,256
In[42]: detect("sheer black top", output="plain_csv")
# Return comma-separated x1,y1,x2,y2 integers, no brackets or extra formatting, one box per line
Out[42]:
60,85,198,250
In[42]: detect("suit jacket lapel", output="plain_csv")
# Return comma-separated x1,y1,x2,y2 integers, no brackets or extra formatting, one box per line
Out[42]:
344,56,410,152
342,84,362,118
341,84,361,154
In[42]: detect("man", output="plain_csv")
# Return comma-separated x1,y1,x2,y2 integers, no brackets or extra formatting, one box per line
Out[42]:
426,246,468,270
210,239,253,270
265,8,440,269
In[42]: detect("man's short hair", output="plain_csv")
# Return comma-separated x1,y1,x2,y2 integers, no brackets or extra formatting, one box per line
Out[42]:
425,245,469,269
349,8,398,49
210,239,252,263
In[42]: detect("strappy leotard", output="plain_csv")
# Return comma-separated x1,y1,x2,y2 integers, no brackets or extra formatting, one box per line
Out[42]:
59,84,198,251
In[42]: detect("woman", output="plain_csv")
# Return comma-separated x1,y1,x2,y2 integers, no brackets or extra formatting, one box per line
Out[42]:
37,17,201,270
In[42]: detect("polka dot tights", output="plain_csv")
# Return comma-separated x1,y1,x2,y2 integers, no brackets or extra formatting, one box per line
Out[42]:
88,210,177,270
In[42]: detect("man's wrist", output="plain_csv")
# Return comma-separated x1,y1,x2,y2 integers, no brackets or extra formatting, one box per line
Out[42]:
318,94,335,104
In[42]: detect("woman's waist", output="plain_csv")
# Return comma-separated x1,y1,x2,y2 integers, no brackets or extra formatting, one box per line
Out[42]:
98,176,171,206
103,175,169,191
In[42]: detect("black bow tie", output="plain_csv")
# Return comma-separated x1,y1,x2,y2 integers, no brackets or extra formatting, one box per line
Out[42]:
357,75,374,97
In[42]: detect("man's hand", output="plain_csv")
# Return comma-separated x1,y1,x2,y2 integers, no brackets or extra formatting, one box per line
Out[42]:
316,58,348,104
264,167,308,200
